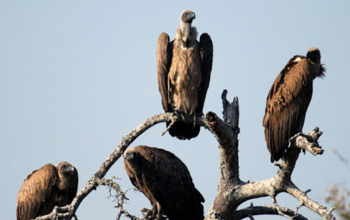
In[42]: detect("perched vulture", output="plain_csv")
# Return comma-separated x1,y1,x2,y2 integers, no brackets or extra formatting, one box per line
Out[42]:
124,145,205,220
16,162,78,220
263,47,325,162
157,9,213,140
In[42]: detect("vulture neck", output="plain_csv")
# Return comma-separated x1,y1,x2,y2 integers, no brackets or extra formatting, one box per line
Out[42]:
58,173,70,191
181,23,191,42
308,60,324,79
176,25,197,48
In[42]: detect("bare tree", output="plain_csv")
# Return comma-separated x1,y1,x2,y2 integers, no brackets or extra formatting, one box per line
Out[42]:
34,90,336,220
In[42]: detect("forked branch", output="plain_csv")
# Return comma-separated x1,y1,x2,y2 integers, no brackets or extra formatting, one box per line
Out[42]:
205,90,334,220
35,90,334,220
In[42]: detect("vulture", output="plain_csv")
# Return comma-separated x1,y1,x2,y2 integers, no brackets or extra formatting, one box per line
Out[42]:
16,161,78,220
124,145,205,220
157,9,213,140
263,47,325,162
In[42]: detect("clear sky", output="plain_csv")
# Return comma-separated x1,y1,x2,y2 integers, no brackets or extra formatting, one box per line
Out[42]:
1,1,349,220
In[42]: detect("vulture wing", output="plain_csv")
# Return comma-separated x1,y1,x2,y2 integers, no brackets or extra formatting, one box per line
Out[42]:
156,32,173,112
16,164,58,220
197,33,213,113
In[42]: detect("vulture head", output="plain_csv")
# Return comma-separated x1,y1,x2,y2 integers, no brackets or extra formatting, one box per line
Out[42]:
124,148,141,176
180,10,196,27
307,47,325,78
125,149,137,162
57,162,77,190
58,162,76,175
307,47,321,64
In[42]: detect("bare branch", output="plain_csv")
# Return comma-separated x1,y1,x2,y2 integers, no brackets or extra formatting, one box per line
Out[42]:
222,89,240,131
271,196,294,219
295,189,310,213
36,112,208,220
286,182,336,220
35,90,334,220
96,177,140,219
96,177,122,197
289,127,324,156
233,205,308,220
33,206,72,220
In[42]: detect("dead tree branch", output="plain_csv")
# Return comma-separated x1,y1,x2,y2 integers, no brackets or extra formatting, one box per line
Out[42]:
96,177,140,220
34,112,208,220
233,204,308,220
36,90,334,220
205,90,334,220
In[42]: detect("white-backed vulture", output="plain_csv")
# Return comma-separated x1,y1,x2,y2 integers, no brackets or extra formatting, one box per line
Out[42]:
157,10,213,140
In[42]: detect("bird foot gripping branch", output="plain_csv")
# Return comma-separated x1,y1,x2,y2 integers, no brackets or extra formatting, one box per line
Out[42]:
160,112,202,137
275,127,324,174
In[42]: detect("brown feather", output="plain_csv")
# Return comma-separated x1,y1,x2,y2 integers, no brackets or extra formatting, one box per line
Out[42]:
198,33,213,113
16,162,78,220
156,10,213,140
157,32,173,113
124,145,204,220
263,47,325,162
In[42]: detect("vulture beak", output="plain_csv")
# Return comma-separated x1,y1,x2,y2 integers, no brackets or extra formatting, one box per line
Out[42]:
68,166,75,172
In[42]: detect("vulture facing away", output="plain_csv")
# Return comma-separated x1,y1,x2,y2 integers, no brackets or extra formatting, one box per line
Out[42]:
263,47,325,162
157,9,213,140
16,162,78,220
124,145,205,220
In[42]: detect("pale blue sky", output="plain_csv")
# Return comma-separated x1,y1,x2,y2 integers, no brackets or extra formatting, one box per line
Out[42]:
1,1,349,219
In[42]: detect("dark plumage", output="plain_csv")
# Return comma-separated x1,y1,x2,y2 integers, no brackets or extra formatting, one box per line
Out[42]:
124,145,205,220
157,9,213,140
263,47,325,162
16,162,78,220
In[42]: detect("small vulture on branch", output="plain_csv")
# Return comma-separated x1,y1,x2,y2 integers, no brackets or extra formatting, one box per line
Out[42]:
124,145,205,220
263,47,325,162
157,9,213,140
16,162,78,220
